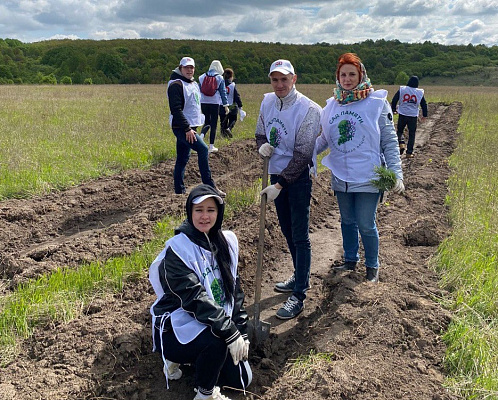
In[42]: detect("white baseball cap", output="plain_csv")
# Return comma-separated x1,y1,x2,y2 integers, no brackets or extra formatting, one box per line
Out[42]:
268,59,295,76
180,57,195,67
192,194,224,205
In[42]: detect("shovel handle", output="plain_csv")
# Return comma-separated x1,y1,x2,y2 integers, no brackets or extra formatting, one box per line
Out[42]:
254,157,269,322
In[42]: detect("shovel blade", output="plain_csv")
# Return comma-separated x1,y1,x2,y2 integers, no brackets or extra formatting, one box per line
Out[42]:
247,318,271,345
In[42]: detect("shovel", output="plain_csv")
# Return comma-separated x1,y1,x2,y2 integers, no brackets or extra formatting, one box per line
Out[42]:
248,156,271,345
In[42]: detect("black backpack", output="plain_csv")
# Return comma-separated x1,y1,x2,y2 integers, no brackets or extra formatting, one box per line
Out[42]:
200,75,218,96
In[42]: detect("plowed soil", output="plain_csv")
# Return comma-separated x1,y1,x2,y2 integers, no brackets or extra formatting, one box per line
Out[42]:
0,102,460,400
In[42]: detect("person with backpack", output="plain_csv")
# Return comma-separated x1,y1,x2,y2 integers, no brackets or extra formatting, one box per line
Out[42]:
219,68,244,139
391,76,428,158
167,56,225,196
149,184,252,400
199,60,230,153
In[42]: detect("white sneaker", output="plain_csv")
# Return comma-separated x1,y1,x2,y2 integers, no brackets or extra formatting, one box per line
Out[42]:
208,145,218,153
164,360,182,380
199,133,205,139
193,386,231,400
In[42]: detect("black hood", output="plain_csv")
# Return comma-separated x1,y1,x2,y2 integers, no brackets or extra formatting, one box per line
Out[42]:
407,76,419,88
175,184,225,245
169,69,195,83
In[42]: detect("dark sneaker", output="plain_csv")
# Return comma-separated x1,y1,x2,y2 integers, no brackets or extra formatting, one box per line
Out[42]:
366,267,379,283
399,143,406,155
275,275,295,292
274,275,310,293
333,261,357,272
276,295,304,320
406,153,414,159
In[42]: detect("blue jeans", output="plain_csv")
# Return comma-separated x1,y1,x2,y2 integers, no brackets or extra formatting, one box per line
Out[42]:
271,170,312,302
173,127,215,194
335,191,381,269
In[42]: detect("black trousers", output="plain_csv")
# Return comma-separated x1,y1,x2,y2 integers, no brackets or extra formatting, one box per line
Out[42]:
201,103,220,145
219,105,238,130
396,114,418,155
156,327,251,393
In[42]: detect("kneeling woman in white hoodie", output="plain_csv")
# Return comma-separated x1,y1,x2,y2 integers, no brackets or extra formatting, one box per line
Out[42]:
149,184,252,400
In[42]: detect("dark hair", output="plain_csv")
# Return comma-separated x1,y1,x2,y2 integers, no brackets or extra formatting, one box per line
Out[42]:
186,184,235,303
223,68,234,80
212,228,235,303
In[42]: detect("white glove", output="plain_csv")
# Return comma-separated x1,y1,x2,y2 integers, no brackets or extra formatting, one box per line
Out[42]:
239,108,247,121
258,143,274,158
227,336,246,365
260,184,281,202
224,105,229,114
392,179,405,194
243,339,250,361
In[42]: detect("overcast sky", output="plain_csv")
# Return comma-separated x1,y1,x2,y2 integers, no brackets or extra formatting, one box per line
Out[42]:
1,0,497,46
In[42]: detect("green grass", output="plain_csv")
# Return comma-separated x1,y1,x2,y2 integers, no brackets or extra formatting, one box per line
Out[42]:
428,88,498,399
286,350,335,382
0,218,177,366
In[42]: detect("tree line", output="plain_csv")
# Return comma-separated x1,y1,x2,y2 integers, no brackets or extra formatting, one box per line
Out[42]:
0,37,497,85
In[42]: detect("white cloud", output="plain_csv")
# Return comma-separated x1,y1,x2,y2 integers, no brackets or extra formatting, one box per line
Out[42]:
0,0,496,46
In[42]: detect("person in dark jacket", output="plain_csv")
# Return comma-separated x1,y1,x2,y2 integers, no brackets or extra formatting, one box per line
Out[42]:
219,68,244,139
149,184,251,400
391,76,428,158
167,56,225,196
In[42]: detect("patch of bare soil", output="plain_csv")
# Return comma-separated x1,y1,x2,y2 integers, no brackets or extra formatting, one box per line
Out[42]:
0,102,460,400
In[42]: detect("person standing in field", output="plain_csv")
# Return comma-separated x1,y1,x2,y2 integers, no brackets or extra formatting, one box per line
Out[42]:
199,60,230,153
255,59,322,320
149,184,251,400
219,68,244,138
315,52,404,283
391,75,428,158
167,56,225,197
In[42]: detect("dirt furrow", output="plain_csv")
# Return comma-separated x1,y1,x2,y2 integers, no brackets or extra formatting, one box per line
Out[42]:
0,103,460,400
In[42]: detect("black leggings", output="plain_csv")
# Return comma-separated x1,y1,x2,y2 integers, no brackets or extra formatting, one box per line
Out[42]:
156,328,251,393
201,103,220,145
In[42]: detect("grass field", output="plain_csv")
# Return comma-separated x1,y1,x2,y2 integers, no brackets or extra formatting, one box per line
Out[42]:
0,84,496,398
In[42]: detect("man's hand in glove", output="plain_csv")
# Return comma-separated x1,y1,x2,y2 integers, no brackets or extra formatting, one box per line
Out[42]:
392,179,405,194
261,184,281,202
258,143,274,158
227,336,246,365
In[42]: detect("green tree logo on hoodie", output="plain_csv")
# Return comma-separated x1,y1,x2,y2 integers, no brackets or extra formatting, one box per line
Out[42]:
269,126,281,148
211,279,225,307
338,119,356,145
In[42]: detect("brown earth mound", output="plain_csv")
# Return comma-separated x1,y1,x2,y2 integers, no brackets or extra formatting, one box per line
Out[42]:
0,102,461,400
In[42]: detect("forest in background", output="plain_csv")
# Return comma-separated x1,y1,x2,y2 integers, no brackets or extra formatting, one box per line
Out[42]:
1,37,497,86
